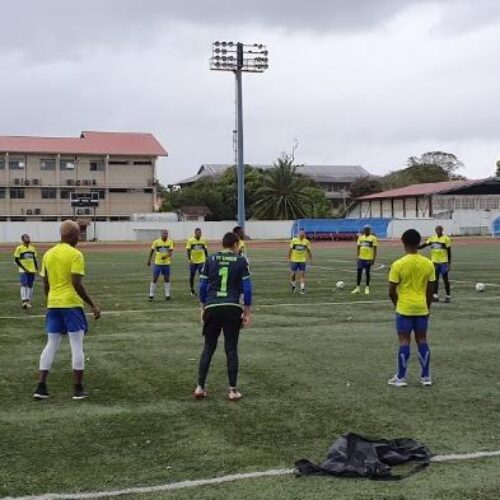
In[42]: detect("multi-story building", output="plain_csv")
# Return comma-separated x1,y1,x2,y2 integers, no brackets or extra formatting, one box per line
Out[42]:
0,131,167,221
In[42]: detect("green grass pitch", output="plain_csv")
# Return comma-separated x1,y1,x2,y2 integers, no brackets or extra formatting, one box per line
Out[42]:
1,241,500,499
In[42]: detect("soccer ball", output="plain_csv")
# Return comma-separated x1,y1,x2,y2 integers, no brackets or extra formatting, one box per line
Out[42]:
475,282,486,292
336,281,346,290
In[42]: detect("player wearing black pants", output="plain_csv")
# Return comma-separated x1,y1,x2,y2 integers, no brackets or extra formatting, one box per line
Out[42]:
194,232,252,401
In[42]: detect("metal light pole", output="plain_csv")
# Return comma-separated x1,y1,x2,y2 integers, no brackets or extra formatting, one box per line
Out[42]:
210,41,269,229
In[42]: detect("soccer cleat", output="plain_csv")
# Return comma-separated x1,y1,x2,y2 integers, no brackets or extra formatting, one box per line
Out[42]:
444,296,451,304
22,301,28,309
165,296,171,301
228,387,242,401
193,385,207,399
388,375,407,387
190,289,197,297
290,284,296,293
148,296,154,302
365,287,370,295
432,294,440,302
421,376,432,386
299,288,306,295
73,386,89,400
351,287,361,295
26,302,33,309
33,383,49,400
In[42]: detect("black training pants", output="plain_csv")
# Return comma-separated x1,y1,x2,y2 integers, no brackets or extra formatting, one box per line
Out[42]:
198,306,242,388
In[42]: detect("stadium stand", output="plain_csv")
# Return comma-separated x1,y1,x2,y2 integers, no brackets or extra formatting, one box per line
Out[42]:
291,218,392,240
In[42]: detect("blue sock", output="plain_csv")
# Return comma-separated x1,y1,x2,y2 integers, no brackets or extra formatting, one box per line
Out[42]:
397,345,410,379
418,343,431,378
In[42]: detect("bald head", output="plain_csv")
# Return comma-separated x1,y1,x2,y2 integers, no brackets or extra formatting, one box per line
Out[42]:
60,220,80,246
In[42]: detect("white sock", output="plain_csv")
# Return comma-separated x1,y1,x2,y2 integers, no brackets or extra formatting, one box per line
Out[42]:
291,281,296,287
68,331,85,370
149,282,156,297
28,287,34,300
20,287,25,301
39,333,62,370
300,282,305,290
165,282,171,297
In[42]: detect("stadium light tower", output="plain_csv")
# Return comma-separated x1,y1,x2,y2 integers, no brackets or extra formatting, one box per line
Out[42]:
210,41,269,229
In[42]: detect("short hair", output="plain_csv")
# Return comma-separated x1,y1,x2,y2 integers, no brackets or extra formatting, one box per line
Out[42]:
401,229,421,247
223,232,239,249
233,226,242,233
195,227,201,232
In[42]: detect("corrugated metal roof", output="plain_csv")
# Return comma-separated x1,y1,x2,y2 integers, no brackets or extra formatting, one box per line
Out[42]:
0,131,167,156
357,180,478,200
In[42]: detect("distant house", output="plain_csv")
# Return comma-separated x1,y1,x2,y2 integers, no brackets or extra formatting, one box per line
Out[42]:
179,205,212,222
175,163,370,209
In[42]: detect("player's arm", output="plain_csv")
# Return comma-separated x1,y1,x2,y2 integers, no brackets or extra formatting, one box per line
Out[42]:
389,281,398,307
447,247,452,265
72,274,101,319
426,281,434,311
186,248,191,261
42,274,50,297
288,247,293,262
306,247,313,263
372,246,378,264
355,241,361,260
418,241,430,249
14,257,29,273
241,276,252,327
33,255,39,274
147,248,155,266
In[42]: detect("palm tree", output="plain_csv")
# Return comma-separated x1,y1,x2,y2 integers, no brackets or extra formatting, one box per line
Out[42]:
253,154,311,220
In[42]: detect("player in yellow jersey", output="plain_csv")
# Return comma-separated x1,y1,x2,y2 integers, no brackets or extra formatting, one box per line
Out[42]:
388,229,435,387
351,225,378,295
288,228,312,294
13,234,38,309
233,226,248,261
147,229,174,301
33,220,100,401
419,225,452,303
186,228,208,296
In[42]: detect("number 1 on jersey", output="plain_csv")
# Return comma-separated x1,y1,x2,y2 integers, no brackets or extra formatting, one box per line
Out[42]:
217,266,229,297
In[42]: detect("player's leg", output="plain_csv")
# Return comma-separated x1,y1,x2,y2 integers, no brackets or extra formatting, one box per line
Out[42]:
298,265,306,294
415,317,431,386
442,265,451,303
163,266,171,300
352,261,362,294
149,265,161,300
222,307,243,400
433,264,440,301
20,273,29,308
68,330,87,399
195,308,222,397
189,264,197,295
364,264,371,295
26,273,35,308
289,263,297,292
388,314,411,386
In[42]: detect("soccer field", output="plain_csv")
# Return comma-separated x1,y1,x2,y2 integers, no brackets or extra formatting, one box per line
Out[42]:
1,240,500,499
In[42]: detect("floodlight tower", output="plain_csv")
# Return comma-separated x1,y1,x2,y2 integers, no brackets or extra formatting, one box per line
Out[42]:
210,41,269,229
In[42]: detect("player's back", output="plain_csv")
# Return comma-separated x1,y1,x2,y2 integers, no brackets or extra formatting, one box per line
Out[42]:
203,251,249,306
42,243,85,308
390,254,434,315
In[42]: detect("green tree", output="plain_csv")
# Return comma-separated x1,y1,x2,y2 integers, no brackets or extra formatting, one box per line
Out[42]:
349,176,384,198
407,151,465,179
253,154,313,220
496,160,500,177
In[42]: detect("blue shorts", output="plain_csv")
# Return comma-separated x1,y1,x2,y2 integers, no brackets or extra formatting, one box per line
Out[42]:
396,314,429,334
20,272,35,287
434,263,449,276
190,263,204,275
357,260,372,270
46,308,88,335
153,264,170,279
290,262,306,272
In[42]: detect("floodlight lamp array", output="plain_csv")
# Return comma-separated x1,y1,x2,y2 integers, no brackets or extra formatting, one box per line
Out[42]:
210,41,269,73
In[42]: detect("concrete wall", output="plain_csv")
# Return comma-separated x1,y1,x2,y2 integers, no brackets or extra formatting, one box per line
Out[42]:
0,220,294,243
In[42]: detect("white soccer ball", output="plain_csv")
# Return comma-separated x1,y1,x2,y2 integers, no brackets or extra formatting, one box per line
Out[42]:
336,280,346,290
475,282,486,292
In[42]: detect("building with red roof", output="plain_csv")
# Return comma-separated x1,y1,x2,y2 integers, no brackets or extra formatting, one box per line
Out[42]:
0,131,167,227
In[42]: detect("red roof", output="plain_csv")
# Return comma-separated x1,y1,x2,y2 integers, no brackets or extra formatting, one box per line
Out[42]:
0,131,167,157
357,180,476,200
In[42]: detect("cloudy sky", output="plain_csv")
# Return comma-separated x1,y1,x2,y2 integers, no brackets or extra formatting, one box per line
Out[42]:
1,0,499,184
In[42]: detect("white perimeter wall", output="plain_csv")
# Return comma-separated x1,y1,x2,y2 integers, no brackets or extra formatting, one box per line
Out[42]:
0,220,294,243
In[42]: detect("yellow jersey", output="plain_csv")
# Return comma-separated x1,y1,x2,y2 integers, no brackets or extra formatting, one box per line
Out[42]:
238,239,246,256
151,238,174,265
289,237,311,263
41,243,85,309
186,237,208,264
13,244,37,273
389,254,436,316
357,234,378,261
426,235,451,263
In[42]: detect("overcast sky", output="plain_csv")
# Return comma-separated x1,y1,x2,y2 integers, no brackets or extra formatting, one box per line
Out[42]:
1,0,499,184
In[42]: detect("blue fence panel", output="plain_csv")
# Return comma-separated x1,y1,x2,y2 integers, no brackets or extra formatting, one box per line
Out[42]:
492,217,500,237
291,218,392,239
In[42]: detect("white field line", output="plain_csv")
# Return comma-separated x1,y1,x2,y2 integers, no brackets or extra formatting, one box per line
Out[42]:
2,295,500,321
4,449,500,500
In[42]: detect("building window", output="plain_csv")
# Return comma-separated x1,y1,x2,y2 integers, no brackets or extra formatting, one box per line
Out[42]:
90,161,105,171
42,188,57,199
91,189,106,199
10,216,27,221
40,159,56,170
133,160,152,166
144,188,153,193
60,159,76,170
60,188,75,199
0,188,5,199
109,160,129,165
0,158,5,169
109,216,130,221
109,188,128,193
10,188,25,199
41,217,58,221
9,159,25,170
